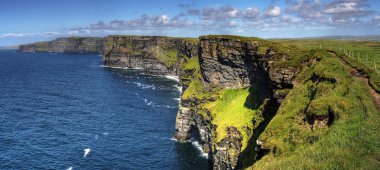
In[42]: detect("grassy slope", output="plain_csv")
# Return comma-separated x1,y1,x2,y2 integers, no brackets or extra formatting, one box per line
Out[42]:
272,39,380,69
205,88,261,150
181,36,379,169
251,57,380,169
180,42,261,151
272,39,380,92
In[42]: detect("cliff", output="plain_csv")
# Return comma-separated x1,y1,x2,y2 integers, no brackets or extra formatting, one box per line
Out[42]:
103,35,379,169
18,37,105,53
174,35,304,169
23,35,377,169
103,35,198,76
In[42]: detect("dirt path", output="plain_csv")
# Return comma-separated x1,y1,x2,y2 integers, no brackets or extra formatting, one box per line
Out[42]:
327,50,380,110
350,68,380,110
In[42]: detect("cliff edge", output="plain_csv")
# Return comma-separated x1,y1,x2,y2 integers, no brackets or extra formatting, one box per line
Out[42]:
18,37,105,53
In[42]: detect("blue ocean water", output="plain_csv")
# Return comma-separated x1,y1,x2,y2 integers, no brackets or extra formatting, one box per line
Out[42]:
0,50,209,170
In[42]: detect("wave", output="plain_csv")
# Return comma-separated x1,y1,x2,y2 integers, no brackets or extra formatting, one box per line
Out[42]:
173,84,182,93
66,166,73,170
191,140,208,158
163,75,180,82
100,65,124,69
132,82,156,90
156,104,177,109
83,148,91,158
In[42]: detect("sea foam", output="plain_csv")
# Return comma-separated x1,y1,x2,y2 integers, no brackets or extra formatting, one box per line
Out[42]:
83,148,91,158
164,75,180,82
192,140,208,158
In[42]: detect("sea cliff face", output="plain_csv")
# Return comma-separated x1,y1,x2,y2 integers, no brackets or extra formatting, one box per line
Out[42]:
19,35,378,169
18,37,105,53
102,35,304,169
174,36,302,169
103,36,198,76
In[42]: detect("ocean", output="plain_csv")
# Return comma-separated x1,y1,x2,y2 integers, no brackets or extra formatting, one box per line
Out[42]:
0,50,209,169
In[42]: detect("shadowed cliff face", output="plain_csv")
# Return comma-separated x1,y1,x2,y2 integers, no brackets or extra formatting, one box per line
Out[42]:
18,37,105,53
198,36,260,89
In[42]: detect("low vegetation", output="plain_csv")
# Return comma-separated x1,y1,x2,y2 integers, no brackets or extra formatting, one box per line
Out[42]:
205,88,262,150
180,36,379,169
251,57,380,169
272,39,380,92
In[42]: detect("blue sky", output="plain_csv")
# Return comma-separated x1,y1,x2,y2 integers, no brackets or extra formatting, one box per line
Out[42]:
1,0,380,46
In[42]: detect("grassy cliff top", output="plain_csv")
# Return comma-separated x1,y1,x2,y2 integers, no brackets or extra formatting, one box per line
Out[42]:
250,56,380,169
200,35,263,42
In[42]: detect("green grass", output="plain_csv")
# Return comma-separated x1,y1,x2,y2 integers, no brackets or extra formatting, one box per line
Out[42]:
34,42,50,51
180,57,213,100
250,57,380,169
200,35,263,42
180,57,219,101
154,48,179,67
105,41,113,47
177,35,379,169
182,38,199,44
272,39,380,92
181,57,200,71
205,88,261,150
272,39,380,72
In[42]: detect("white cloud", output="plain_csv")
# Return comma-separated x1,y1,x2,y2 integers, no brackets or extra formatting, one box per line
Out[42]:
324,2,362,14
243,7,261,19
373,15,380,21
0,32,60,38
265,6,281,17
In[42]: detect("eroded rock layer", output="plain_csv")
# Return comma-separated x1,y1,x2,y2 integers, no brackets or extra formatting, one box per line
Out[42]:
18,37,105,53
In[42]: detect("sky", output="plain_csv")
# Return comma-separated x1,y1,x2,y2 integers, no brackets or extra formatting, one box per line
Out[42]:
1,0,380,46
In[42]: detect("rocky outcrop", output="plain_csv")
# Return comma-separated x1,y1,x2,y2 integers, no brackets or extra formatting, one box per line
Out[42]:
103,35,302,169
198,36,259,88
213,127,243,170
174,36,303,169
18,37,105,53
103,36,198,76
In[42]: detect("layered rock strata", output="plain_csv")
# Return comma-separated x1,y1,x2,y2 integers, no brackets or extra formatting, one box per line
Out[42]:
18,37,105,53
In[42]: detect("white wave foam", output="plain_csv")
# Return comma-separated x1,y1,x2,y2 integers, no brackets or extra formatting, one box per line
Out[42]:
100,65,123,69
174,98,181,101
166,105,176,108
132,82,156,90
170,137,178,141
191,141,208,158
129,67,143,70
142,98,154,106
102,132,109,136
83,148,91,158
155,104,177,109
66,166,73,170
173,84,182,93
164,75,180,82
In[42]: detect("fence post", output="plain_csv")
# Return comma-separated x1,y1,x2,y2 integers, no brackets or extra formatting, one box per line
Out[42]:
366,54,368,66
374,60,377,71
